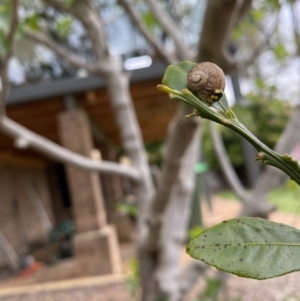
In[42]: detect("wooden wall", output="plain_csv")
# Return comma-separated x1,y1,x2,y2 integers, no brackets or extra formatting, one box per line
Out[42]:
0,78,177,161
0,163,54,268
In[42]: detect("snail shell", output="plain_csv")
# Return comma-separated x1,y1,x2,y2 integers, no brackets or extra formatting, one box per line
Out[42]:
187,62,225,103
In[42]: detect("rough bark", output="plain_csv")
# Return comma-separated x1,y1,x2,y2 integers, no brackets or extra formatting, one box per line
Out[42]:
196,0,241,71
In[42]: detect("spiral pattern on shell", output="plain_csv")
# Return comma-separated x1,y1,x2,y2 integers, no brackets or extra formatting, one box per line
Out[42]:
187,62,225,103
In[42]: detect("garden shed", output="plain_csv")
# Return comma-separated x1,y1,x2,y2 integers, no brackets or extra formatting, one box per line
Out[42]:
0,62,173,280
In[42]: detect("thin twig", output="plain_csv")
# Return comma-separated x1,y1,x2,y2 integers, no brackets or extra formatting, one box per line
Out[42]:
42,0,67,11
210,121,248,201
120,0,175,64
145,0,192,60
24,29,110,75
239,12,279,71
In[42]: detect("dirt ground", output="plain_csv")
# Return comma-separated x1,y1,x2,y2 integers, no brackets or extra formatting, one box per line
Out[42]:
2,197,300,301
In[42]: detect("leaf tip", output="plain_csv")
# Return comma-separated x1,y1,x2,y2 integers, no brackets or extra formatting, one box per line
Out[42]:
157,84,172,94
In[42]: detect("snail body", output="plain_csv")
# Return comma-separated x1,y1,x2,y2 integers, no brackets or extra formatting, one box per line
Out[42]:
187,62,225,105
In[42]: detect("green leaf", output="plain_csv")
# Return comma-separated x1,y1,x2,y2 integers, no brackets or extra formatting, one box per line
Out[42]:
188,225,204,240
176,60,196,73
186,217,300,280
61,0,75,7
0,30,9,55
0,4,11,33
23,13,40,31
141,11,158,33
267,0,281,9
273,43,288,61
55,17,72,39
161,61,196,91
251,10,265,21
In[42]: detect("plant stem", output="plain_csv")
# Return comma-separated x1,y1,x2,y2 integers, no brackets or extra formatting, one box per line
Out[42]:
158,85,300,186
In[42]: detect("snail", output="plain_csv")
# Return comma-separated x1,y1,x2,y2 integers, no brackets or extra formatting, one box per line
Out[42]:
187,62,225,105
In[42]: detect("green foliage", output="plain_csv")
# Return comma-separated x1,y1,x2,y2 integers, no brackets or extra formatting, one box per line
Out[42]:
0,2,11,55
141,11,158,34
145,140,164,166
61,0,76,7
188,225,204,240
0,3,10,32
55,17,72,39
160,60,300,185
162,61,196,91
187,217,300,280
273,43,289,61
214,190,238,201
231,0,284,64
197,277,223,301
250,9,265,21
196,277,242,301
116,202,138,218
126,259,140,298
216,184,300,215
161,61,230,111
267,180,300,214
246,91,292,148
23,13,40,31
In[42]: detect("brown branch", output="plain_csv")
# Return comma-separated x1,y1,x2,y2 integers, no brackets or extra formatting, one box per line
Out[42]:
0,0,19,115
196,0,239,72
42,0,67,11
145,0,192,60
234,0,252,26
41,0,112,74
63,0,109,59
120,0,175,64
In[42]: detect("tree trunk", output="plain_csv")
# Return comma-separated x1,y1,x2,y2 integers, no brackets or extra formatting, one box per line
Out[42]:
154,125,201,301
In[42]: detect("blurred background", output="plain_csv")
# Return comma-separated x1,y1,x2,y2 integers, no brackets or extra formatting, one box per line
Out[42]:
0,0,300,300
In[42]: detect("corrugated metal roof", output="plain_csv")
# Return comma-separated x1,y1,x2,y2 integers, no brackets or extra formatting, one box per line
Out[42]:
7,62,166,105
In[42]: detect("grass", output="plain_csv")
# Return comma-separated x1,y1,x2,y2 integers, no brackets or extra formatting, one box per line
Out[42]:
214,190,238,201
214,181,300,214
267,185,300,214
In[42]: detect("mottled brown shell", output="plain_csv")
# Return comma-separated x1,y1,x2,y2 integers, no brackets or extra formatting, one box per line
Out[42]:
187,62,225,103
